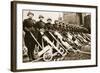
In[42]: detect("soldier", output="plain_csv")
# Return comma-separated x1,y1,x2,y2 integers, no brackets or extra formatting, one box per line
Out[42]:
53,20,59,31
35,15,45,31
23,11,36,62
58,22,63,32
44,18,54,46
35,15,45,50
45,18,53,31
58,24,62,32
62,23,66,33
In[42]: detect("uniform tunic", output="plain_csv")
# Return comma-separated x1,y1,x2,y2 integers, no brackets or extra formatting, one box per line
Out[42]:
45,23,54,42
23,18,36,61
35,20,45,50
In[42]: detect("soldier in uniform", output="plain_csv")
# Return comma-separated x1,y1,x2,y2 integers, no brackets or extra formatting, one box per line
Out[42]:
45,18,53,31
58,24,62,32
53,20,59,31
53,20,60,46
44,18,53,46
62,23,66,34
58,22,64,33
35,15,45,50
35,15,45,31
23,12,36,62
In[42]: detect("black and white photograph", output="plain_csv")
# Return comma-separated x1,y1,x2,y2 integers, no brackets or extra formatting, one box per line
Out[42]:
22,10,91,63
11,1,97,72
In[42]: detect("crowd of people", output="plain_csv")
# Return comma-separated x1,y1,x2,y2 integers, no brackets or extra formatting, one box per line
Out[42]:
23,11,91,62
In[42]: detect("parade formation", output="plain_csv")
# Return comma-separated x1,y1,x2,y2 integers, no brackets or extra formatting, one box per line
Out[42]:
23,11,91,62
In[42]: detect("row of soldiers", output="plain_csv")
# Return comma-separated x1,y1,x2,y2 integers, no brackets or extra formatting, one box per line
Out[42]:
23,12,90,62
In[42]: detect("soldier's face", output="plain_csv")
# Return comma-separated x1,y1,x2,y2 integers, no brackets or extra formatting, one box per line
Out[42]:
55,21,59,24
47,20,52,23
39,17,43,21
29,14,34,18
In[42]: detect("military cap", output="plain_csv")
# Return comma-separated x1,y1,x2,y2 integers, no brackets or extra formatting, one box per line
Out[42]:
39,15,44,18
27,11,34,16
47,18,52,21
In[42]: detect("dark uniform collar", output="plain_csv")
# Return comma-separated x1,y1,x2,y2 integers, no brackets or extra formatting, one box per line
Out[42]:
28,18,32,20
47,22,51,24
39,20,43,22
